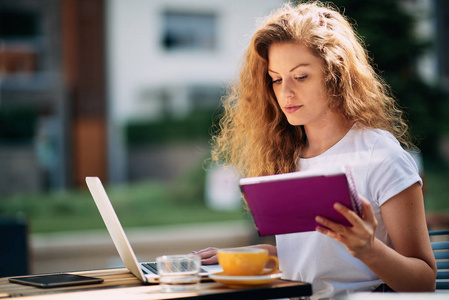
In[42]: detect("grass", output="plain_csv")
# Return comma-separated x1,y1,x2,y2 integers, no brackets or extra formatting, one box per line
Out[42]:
0,168,249,234
1,159,448,234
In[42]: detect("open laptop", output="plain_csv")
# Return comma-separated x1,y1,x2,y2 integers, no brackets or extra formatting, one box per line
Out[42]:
85,176,221,284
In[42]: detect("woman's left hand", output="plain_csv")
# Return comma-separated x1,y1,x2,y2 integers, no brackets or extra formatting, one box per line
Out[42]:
315,196,378,259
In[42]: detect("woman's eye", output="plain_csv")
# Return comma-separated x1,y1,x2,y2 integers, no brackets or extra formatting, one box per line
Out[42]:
272,79,282,85
295,75,308,81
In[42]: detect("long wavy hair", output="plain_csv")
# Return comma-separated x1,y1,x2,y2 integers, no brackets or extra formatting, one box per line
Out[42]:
211,1,412,178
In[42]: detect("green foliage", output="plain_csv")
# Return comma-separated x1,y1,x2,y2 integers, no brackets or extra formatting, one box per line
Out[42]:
126,109,221,146
331,0,427,73
167,162,208,206
0,166,245,234
306,0,449,157
385,74,448,154
422,158,449,212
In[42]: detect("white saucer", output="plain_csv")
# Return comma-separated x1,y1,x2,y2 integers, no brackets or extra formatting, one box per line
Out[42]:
209,271,282,287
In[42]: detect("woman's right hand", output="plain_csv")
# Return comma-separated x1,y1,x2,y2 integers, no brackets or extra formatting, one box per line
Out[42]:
192,247,219,265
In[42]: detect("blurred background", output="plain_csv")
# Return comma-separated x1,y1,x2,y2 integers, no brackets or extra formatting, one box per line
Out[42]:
0,0,448,277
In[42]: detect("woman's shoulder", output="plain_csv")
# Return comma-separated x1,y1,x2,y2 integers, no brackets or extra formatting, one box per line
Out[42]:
351,125,402,151
352,125,417,172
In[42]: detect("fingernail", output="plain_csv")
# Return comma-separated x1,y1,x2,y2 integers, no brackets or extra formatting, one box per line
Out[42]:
335,203,343,209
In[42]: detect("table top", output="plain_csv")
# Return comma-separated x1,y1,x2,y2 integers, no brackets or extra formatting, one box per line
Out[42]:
345,292,449,300
0,268,312,299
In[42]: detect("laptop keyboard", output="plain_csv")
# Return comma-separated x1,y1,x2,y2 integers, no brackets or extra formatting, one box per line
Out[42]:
141,262,158,274
141,262,208,274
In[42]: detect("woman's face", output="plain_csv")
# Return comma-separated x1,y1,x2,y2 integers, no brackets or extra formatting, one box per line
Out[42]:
268,42,331,127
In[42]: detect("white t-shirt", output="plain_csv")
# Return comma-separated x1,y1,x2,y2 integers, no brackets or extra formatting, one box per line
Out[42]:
276,124,422,299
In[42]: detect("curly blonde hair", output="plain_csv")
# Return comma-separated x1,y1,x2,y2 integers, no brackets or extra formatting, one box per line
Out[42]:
211,1,412,178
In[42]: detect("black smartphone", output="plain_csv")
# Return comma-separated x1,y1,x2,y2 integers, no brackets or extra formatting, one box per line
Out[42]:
9,273,104,288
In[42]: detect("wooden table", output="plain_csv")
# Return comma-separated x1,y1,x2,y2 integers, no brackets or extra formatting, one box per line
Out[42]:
0,268,312,299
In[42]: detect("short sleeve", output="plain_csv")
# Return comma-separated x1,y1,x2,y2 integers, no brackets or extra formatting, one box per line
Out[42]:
367,136,422,207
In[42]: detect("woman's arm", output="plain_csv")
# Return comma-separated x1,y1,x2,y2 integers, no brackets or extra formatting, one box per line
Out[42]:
316,182,437,291
193,244,277,265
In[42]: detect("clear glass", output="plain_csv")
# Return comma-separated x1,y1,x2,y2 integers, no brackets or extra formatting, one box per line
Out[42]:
156,254,201,292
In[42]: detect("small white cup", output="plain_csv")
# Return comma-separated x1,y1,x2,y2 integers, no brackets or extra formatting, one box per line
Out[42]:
156,254,201,292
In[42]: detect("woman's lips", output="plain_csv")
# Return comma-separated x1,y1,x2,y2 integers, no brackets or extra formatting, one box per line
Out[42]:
284,104,302,114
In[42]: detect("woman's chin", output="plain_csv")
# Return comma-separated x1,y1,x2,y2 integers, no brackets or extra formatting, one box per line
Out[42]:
286,118,304,127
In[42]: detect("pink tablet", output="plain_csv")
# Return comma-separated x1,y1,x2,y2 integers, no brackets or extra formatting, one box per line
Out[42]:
239,168,361,236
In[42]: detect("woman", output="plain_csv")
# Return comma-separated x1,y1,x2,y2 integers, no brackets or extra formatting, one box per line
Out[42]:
195,2,436,298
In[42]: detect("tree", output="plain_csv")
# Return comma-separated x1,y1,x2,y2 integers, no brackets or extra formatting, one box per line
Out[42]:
301,0,449,158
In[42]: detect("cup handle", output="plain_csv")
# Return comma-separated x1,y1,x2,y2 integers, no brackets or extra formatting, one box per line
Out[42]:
260,255,279,275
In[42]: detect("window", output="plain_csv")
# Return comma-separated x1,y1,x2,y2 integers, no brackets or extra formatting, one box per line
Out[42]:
0,10,38,38
0,9,40,75
162,10,216,51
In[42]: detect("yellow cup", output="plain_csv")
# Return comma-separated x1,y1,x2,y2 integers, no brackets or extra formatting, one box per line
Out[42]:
217,248,279,276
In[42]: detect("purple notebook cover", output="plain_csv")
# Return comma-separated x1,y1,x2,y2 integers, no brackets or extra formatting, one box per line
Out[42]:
240,170,360,236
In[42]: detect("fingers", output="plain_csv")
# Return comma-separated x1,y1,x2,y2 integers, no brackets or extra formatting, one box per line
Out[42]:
333,202,363,227
320,197,377,229
193,247,218,257
359,196,377,223
315,216,347,241
315,197,378,258
315,224,340,240
201,256,218,265
315,202,364,239
192,247,219,265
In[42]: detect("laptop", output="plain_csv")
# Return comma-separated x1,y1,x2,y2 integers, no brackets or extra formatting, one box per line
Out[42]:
85,176,221,284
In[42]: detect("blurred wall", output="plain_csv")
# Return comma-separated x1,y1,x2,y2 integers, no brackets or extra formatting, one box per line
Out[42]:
105,0,285,183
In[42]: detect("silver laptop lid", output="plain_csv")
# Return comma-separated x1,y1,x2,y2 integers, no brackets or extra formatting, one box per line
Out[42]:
86,176,153,283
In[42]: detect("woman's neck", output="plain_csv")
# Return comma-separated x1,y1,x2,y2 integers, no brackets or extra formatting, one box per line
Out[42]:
301,116,354,159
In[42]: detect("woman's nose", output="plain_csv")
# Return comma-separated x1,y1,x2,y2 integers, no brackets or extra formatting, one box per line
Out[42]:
281,79,294,99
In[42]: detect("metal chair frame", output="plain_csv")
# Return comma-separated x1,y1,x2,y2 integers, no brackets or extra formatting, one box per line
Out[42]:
429,230,449,290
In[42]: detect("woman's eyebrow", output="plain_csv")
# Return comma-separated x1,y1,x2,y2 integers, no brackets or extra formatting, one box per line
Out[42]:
268,63,310,74
290,63,309,72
